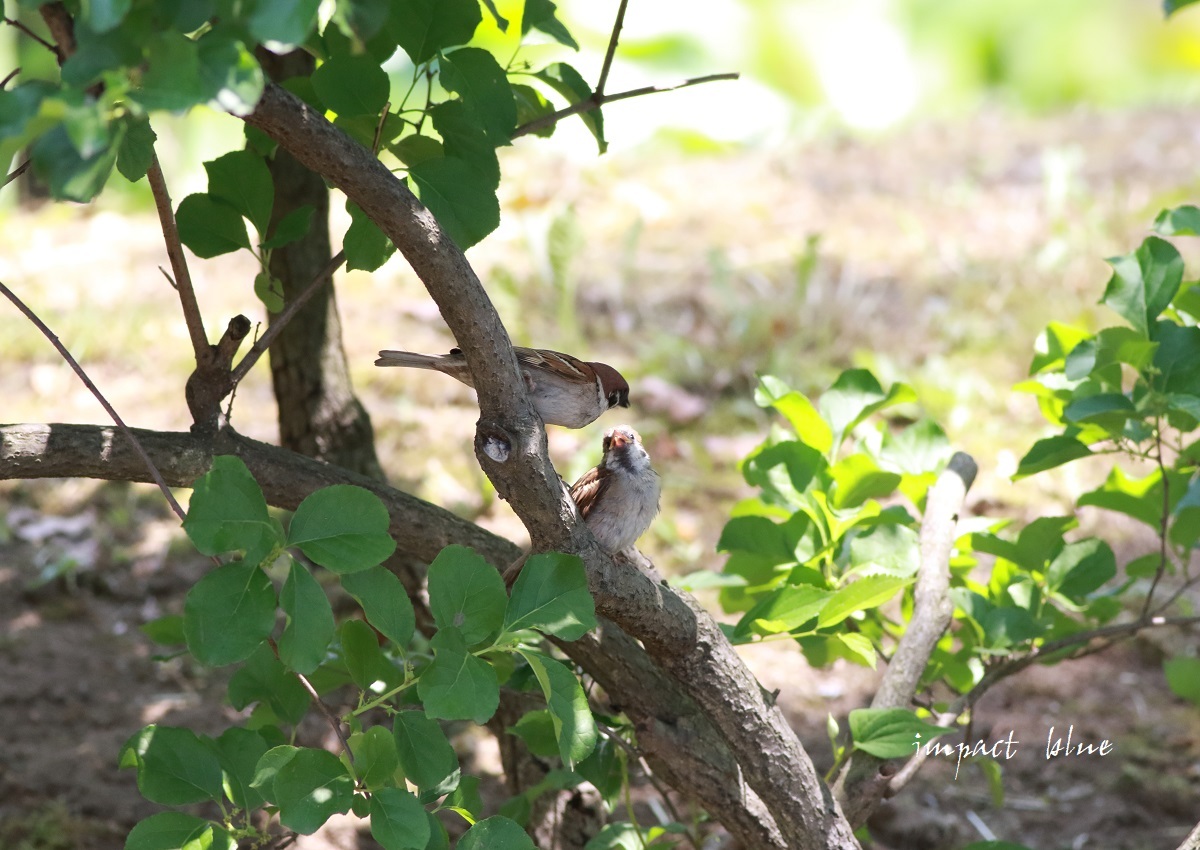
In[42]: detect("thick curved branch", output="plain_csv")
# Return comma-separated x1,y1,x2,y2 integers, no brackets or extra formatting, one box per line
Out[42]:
242,82,857,848
832,452,977,826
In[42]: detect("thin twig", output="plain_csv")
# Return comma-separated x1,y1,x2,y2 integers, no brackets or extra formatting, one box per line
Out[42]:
146,154,210,366
229,250,346,385
372,101,391,155
3,158,31,188
0,280,186,521
512,72,739,140
3,16,58,55
157,265,178,290
1,67,20,89
1142,421,1171,618
295,671,353,762
595,0,630,98
599,727,692,842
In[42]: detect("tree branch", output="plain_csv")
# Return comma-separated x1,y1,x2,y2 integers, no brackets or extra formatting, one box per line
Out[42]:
833,452,977,826
595,0,630,98
146,155,210,367
512,72,740,141
242,80,857,849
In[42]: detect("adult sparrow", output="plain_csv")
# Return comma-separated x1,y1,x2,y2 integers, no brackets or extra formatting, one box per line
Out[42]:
375,346,630,429
570,425,661,554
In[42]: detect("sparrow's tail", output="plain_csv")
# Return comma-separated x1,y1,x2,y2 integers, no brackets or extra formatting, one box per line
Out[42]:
374,350,450,369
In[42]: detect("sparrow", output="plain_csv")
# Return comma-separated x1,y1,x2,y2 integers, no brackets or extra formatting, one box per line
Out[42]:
375,346,630,429
570,425,661,554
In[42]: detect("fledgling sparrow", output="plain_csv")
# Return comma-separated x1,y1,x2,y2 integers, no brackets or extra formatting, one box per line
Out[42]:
375,346,630,429
570,425,661,554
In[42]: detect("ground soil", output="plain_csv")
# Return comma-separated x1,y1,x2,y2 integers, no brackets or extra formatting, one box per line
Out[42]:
3,107,1200,849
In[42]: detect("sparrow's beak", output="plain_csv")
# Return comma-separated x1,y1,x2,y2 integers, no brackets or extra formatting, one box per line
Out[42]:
609,433,629,450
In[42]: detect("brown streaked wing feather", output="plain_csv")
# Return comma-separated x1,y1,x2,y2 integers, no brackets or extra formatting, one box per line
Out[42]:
516,347,592,381
569,464,611,519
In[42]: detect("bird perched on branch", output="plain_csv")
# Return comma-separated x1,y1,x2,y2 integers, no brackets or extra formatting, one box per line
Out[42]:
570,425,661,554
375,346,630,429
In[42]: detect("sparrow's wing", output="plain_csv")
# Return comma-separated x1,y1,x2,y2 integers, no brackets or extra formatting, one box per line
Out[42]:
569,465,611,519
516,348,593,383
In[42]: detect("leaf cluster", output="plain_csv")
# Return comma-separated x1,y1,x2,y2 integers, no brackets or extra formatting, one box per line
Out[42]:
123,456,648,848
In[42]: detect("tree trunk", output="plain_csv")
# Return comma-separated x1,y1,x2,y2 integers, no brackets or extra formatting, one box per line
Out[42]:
258,49,384,480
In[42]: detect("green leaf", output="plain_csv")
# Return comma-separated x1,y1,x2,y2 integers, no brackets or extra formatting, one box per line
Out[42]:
508,710,561,758
184,560,276,666
828,453,901,509
393,711,461,800
519,651,597,768
116,113,156,182
576,738,625,807
981,607,1043,648
184,456,277,560
248,0,321,51
503,552,596,640
82,0,131,33
250,745,299,801
847,524,919,578
313,52,390,118
1102,236,1183,337
370,787,431,850
255,271,285,313
848,708,954,760
137,32,207,112
440,47,516,144
197,29,265,117
511,84,556,136
205,149,274,236
1013,435,1093,478
390,133,445,167
734,584,831,638
418,627,500,723
1171,474,1200,550
350,726,400,790
344,200,396,271
1154,204,1200,235
392,0,482,63
212,727,270,810
831,632,877,668
1164,656,1200,706
119,725,224,805
409,156,500,249
429,100,500,187
458,816,536,850
175,193,252,258
879,419,951,475
534,63,605,153
522,0,579,49
262,204,315,249
1014,515,1076,570
278,560,335,674
29,123,119,203
427,545,508,645
1166,0,1200,14
140,614,185,645
818,369,916,451
340,565,416,647
287,484,397,574
1078,467,1164,528
818,575,909,628
125,813,232,850
717,515,796,562
741,439,826,506
274,747,356,834
1046,538,1116,600
228,644,312,725
1150,321,1200,396
755,375,833,453
1029,321,1092,374
1063,392,1136,430
340,618,393,690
